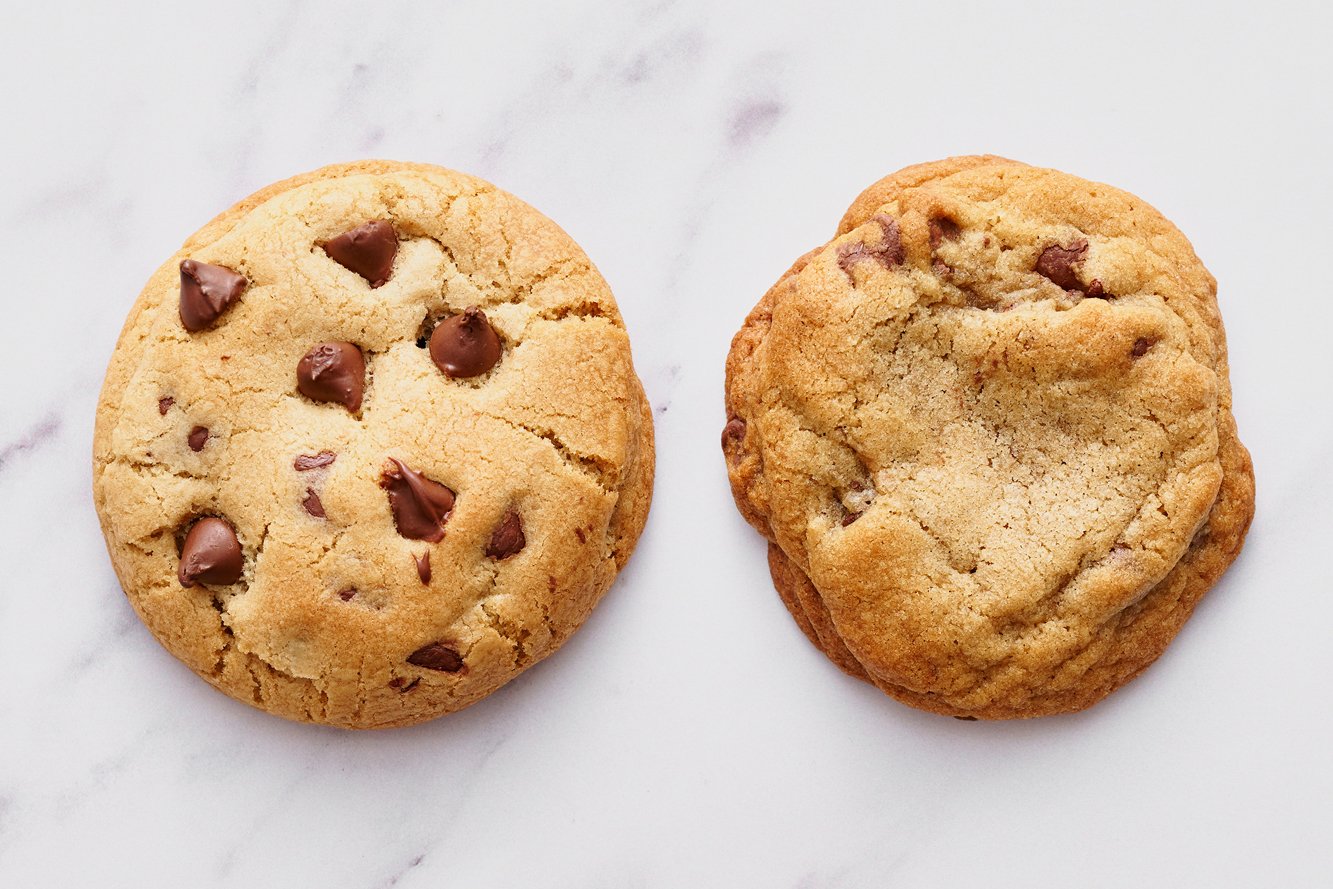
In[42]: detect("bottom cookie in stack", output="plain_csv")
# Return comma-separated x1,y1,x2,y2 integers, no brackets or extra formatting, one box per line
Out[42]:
722,156,1254,719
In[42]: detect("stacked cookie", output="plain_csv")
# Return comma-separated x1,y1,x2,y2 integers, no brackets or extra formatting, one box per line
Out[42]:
722,157,1253,718
93,162,654,728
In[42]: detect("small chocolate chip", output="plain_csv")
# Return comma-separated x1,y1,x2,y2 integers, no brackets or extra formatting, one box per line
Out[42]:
407,642,464,672
838,214,905,276
486,510,526,560
187,426,209,452
294,450,337,471
841,511,861,527
302,488,325,518
954,715,978,721
297,342,365,413
1131,337,1154,358
179,260,247,332
929,216,961,247
381,458,455,542
574,527,587,544
388,676,420,693
721,417,746,457
177,517,243,587
158,397,174,415
414,551,431,584
388,676,407,689
429,307,502,378
338,587,357,601
1085,279,1107,299
323,220,398,287
1034,239,1089,291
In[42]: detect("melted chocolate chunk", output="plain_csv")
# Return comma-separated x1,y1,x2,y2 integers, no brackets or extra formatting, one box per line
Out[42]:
929,216,961,247
187,426,209,452
297,342,365,413
838,214,906,276
302,488,325,518
177,517,243,587
485,510,526,560
323,220,398,287
179,260,247,332
407,642,464,672
721,417,746,456
429,307,502,378
158,397,174,415
1035,239,1089,291
380,458,455,542
293,450,337,471
413,551,432,584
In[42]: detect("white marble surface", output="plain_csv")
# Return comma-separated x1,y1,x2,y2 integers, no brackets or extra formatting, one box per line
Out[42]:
3,2,1331,886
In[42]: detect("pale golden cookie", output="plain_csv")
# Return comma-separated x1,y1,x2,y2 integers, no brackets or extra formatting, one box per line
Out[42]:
94,161,654,728
723,156,1253,719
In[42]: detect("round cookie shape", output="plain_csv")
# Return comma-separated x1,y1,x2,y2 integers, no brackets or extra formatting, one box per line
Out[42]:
93,161,655,729
723,157,1254,719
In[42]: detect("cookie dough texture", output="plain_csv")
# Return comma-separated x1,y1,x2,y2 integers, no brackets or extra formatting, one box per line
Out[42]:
94,161,654,728
724,156,1253,719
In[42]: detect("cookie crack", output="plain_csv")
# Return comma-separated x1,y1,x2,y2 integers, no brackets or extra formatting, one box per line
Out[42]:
478,410,616,492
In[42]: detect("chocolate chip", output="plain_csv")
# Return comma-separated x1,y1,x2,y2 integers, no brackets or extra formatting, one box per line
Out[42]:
838,214,906,276
1085,279,1107,298
414,551,431,584
574,527,587,544
407,642,464,672
302,488,325,518
389,676,421,693
187,426,209,451
338,587,357,601
485,510,525,560
954,715,978,721
1034,239,1089,291
323,220,398,287
388,676,407,688
294,450,337,471
929,216,961,247
721,417,746,458
158,397,174,415
297,342,365,413
177,517,243,587
179,260,247,332
428,307,502,378
841,511,861,527
1131,337,1154,358
381,458,455,542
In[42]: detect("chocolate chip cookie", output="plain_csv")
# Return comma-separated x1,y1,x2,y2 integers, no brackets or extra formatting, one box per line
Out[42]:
94,161,654,728
723,156,1253,719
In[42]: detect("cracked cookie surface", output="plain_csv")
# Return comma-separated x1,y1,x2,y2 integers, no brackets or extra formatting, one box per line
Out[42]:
94,161,654,728
724,156,1253,719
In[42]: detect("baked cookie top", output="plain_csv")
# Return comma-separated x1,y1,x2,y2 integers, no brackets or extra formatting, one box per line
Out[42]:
93,161,654,729
725,157,1252,718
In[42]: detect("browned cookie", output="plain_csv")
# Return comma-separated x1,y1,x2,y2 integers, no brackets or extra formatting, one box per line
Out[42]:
94,161,654,728
723,156,1253,719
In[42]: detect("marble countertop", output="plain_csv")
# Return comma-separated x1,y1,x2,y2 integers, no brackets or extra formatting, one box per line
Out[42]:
3,2,1330,886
